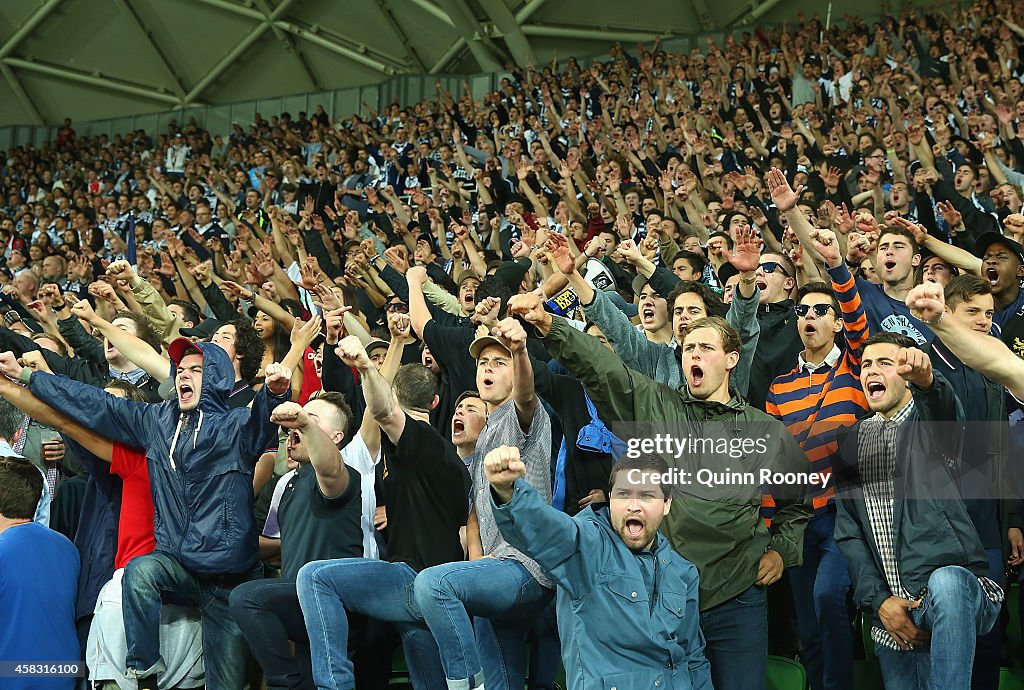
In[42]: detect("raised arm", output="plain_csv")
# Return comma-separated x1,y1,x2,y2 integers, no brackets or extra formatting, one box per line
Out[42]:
0,375,116,462
272,401,349,498
907,283,1024,400
490,317,537,431
70,300,170,380
0,355,155,450
486,445,595,599
336,335,406,443
508,292,674,424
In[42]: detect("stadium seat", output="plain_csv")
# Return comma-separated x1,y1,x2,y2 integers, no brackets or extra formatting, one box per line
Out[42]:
853,659,884,690
1008,582,1021,667
860,610,876,661
1002,666,1024,690
766,655,807,690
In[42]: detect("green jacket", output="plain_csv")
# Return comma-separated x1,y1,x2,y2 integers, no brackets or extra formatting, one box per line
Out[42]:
543,316,812,610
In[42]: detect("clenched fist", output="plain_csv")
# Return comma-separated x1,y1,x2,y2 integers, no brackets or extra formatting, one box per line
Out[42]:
484,445,527,503
270,401,311,429
264,362,293,397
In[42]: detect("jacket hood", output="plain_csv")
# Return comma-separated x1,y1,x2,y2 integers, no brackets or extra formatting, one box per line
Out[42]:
166,340,234,415
676,382,747,413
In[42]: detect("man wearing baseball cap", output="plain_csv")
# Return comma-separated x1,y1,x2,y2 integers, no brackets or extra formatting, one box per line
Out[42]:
414,317,553,690
0,339,294,690
972,231,1024,334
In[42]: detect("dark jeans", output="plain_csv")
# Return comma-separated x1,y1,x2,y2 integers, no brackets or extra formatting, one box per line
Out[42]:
526,600,560,690
700,584,768,690
229,579,313,690
788,509,854,690
971,548,1003,690
122,552,260,690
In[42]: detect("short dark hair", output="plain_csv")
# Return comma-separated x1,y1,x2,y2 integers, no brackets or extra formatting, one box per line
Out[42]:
945,274,993,311
169,300,201,328
796,281,840,314
475,275,513,319
673,250,708,276
455,390,483,407
112,311,162,353
227,318,265,383
0,398,26,440
681,316,742,355
31,333,67,357
393,364,438,412
707,231,733,249
608,454,671,499
861,331,918,353
0,457,43,520
667,281,728,318
308,390,352,437
105,380,149,403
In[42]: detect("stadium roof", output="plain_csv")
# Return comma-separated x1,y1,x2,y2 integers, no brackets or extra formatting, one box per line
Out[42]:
1,0,823,127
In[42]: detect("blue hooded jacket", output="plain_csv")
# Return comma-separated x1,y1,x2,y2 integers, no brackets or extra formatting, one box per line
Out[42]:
492,479,713,690
29,341,288,574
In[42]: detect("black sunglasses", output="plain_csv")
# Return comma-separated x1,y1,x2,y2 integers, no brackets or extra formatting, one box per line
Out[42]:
795,303,833,317
386,302,409,313
759,261,791,277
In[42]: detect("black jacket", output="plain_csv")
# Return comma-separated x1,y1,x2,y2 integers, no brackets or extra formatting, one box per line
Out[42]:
834,374,989,625
748,300,802,410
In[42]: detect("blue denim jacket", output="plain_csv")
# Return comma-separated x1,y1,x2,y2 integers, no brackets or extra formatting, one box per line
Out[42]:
492,479,713,690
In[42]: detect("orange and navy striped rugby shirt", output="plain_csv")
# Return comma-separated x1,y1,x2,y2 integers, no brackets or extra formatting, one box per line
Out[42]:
764,262,870,515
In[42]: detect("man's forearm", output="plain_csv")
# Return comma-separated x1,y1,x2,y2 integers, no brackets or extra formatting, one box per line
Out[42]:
359,362,397,422
94,319,171,379
931,316,1024,399
512,349,537,424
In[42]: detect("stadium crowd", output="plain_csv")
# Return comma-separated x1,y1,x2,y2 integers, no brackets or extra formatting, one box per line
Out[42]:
4,2,1024,689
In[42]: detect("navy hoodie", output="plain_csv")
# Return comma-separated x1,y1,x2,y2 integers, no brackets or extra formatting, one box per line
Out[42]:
29,342,288,574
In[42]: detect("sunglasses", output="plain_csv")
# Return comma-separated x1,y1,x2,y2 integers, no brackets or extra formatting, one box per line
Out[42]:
795,303,833,317
759,261,791,277
386,302,409,313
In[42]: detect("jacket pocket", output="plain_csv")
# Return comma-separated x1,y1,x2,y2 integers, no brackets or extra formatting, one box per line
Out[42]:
601,669,667,690
660,591,688,619
605,577,650,607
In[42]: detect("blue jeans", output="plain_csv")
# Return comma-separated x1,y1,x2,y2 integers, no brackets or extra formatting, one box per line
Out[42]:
787,509,853,690
875,566,1002,690
122,551,260,690
414,558,554,690
296,558,446,690
700,584,768,690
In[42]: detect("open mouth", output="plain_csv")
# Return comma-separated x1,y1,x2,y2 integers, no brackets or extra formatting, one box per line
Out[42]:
690,365,704,387
287,430,301,451
424,354,434,367
884,260,897,271
625,518,645,539
641,307,655,322
179,383,195,403
804,324,817,336
452,419,465,434
755,279,768,291
866,380,886,401
481,377,494,388
986,267,999,286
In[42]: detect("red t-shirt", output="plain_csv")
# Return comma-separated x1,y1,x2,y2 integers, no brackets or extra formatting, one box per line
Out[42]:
296,346,322,405
110,443,156,570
